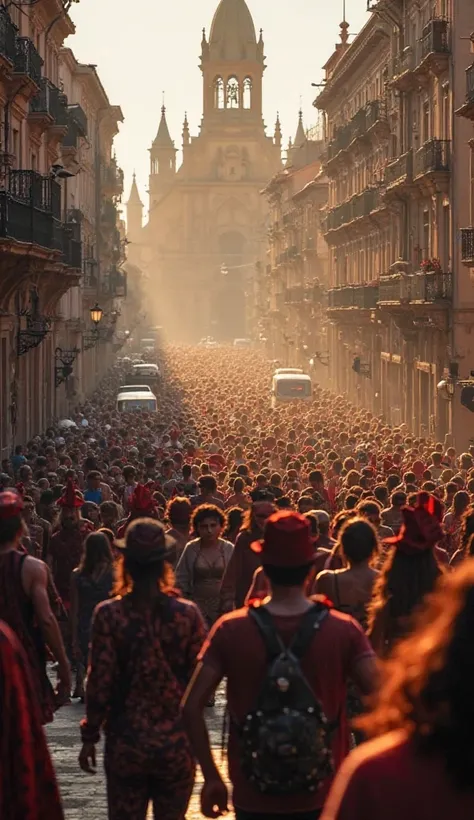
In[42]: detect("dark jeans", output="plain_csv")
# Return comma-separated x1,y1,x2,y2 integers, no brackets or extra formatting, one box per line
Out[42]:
235,810,322,820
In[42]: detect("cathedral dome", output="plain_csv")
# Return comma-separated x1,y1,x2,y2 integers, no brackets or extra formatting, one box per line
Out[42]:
209,0,258,61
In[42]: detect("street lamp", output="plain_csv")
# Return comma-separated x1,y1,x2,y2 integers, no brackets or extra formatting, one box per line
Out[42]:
90,303,103,326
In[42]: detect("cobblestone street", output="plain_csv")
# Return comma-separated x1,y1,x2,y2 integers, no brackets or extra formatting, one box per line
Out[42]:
47,688,231,819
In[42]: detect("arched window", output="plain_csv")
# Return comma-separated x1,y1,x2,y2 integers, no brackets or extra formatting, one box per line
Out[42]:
243,77,252,109
214,77,224,109
226,77,240,109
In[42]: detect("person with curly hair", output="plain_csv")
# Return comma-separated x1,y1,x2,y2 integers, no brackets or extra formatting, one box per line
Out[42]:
322,561,474,820
176,504,233,627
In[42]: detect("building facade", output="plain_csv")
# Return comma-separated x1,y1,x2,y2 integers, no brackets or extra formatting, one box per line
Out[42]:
260,120,329,369
0,2,126,458
126,0,282,342
316,0,474,449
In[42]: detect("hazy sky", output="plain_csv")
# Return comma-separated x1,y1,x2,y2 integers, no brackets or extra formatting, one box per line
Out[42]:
69,0,368,217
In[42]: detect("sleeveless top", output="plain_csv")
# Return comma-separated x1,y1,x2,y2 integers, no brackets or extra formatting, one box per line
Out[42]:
0,550,55,723
331,572,370,630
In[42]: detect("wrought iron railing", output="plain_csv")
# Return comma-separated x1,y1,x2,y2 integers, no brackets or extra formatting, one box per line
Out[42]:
0,193,82,268
414,139,450,176
461,228,474,262
67,103,88,137
30,80,68,127
378,271,452,303
419,18,450,61
384,150,413,186
329,284,379,309
14,36,42,85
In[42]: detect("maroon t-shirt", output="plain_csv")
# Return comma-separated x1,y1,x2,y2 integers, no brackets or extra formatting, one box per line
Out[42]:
322,730,474,820
200,604,374,814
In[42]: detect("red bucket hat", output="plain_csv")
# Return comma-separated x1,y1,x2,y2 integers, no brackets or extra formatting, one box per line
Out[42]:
129,484,158,515
251,510,314,568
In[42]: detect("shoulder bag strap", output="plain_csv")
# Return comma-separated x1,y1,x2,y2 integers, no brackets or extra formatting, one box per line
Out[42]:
249,606,285,659
289,604,330,660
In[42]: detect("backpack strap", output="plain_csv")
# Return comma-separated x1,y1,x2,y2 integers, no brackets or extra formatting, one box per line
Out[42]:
249,606,285,659
249,603,330,661
289,604,330,660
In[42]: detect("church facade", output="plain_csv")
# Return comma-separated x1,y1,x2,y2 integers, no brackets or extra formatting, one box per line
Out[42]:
126,0,282,342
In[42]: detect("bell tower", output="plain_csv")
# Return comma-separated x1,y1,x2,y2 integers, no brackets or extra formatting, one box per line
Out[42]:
200,0,265,130
149,104,177,211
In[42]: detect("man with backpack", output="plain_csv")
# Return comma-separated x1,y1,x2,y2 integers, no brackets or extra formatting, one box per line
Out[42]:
183,510,376,819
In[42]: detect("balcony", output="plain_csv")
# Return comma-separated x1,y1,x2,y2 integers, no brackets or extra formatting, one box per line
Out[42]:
389,47,416,91
101,160,124,198
62,104,88,149
325,186,384,236
384,150,413,194
29,80,68,130
7,170,61,217
328,283,379,312
68,104,88,137
0,172,82,268
456,64,474,121
378,271,452,306
0,6,17,68
461,228,474,266
416,18,450,76
13,37,42,87
365,99,388,134
414,139,450,185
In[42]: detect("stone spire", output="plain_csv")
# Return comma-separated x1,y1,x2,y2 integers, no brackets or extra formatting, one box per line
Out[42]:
126,172,143,206
294,109,306,147
153,104,174,148
285,137,293,168
182,112,190,148
274,113,282,149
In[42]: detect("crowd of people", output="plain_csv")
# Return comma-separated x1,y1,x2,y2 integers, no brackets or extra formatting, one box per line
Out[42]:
1,343,474,819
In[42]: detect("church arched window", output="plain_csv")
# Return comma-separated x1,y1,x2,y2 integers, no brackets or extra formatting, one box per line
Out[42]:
226,77,240,109
214,77,224,109
243,77,252,109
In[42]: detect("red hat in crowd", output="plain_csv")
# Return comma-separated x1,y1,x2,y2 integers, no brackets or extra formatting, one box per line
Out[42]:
251,510,314,567
0,490,24,519
129,484,157,515
386,492,443,555
57,479,83,509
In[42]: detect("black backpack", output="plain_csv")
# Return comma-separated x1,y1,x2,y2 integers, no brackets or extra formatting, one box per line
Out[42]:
240,603,336,796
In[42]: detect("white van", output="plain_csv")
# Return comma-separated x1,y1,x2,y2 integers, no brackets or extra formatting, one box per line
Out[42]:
271,373,312,408
116,390,158,413
118,385,153,394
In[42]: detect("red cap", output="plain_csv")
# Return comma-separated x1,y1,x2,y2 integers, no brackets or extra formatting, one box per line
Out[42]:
0,490,24,520
251,510,314,568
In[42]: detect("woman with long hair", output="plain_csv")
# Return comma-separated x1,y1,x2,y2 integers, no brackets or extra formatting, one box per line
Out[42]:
367,493,444,656
316,518,379,628
79,519,206,820
322,561,474,820
70,531,114,699
176,504,233,628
